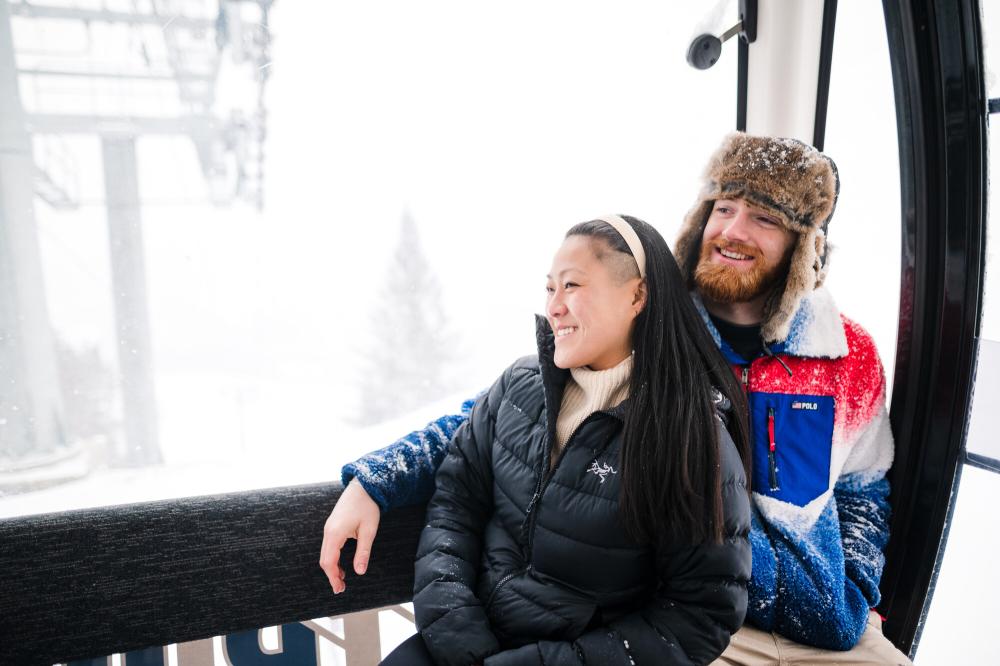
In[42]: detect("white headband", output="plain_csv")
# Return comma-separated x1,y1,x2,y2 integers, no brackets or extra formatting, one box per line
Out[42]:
598,214,646,278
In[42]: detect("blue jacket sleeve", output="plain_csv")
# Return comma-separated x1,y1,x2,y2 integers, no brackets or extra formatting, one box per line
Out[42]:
834,473,891,612
749,471,890,651
340,397,477,510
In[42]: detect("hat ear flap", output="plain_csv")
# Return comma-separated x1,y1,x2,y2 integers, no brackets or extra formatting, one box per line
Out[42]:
813,231,830,288
674,200,715,285
761,231,821,344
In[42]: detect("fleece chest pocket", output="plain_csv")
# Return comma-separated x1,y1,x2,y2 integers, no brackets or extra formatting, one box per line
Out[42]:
749,392,834,506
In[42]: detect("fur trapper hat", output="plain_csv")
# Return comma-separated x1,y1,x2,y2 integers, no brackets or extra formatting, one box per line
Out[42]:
674,132,840,344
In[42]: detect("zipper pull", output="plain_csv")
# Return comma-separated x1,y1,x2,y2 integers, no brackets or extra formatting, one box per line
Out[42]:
761,342,793,376
741,366,750,392
767,407,779,491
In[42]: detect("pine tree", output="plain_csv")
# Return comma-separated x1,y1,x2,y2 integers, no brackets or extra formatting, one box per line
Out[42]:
355,211,459,425
56,340,116,444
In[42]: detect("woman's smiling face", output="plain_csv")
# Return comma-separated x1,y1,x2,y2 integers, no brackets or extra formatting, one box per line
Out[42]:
545,235,645,370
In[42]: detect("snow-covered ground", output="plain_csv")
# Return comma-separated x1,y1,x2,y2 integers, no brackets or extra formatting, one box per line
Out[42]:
0,387,478,518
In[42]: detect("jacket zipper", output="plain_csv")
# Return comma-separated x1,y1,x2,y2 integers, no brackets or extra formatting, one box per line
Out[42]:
742,365,780,490
767,406,780,490
485,564,531,609
519,411,612,557
499,414,609,609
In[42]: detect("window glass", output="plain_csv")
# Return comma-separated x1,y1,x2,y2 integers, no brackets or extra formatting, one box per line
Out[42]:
822,0,901,390
962,73,1000,461
966,341,1000,461
916,2,1000,658
0,0,909,518
1,1,739,516
984,0,1000,99
980,111,1000,345
913,465,1000,663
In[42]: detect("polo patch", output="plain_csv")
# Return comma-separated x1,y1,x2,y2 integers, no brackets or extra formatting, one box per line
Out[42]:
750,392,835,507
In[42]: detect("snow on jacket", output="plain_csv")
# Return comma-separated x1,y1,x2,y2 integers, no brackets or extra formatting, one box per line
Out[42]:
408,317,749,666
342,288,892,653
689,287,894,650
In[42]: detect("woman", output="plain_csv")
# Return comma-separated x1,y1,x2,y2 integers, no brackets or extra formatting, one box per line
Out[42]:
382,215,751,666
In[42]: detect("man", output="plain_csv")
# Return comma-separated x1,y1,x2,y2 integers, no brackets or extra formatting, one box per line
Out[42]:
319,133,911,664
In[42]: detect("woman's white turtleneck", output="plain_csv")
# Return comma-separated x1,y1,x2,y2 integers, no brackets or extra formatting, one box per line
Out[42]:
553,354,633,463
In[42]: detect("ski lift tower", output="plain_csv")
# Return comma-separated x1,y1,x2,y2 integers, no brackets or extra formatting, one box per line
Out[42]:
0,0,272,470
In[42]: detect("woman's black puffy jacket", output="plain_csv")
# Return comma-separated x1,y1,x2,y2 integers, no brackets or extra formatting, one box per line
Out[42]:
413,318,751,665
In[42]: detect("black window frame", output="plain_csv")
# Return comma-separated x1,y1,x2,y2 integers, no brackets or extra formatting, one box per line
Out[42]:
878,0,990,658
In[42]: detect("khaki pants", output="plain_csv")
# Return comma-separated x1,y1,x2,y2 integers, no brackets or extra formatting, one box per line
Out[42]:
711,612,913,666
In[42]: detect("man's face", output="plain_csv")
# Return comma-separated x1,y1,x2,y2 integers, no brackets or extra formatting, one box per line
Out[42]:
694,198,797,304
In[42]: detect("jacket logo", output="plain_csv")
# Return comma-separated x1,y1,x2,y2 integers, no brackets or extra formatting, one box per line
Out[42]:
587,460,617,484
791,401,819,410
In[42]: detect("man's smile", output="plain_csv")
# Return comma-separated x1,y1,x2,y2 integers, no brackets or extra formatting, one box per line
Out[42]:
714,246,757,267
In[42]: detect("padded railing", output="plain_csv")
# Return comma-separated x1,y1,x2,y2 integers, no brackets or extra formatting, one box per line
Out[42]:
0,483,425,666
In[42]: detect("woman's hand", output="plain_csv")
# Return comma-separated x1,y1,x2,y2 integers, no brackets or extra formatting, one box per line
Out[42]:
319,478,381,594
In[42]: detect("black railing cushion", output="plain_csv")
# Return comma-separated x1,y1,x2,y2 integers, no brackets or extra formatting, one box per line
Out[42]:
0,483,425,666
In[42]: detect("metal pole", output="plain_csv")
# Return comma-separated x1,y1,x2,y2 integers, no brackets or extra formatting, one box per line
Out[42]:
0,0,65,462
101,135,161,466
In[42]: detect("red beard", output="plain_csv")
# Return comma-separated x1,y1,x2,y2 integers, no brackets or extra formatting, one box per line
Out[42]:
694,238,788,303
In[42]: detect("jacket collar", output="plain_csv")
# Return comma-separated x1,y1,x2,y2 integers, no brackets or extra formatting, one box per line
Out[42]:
535,314,569,422
533,316,629,424
691,287,849,363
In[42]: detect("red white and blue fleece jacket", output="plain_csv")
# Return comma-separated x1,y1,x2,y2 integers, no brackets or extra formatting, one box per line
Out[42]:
342,287,894,652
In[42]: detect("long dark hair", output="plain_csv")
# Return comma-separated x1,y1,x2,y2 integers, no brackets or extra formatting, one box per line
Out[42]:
566,216,750,545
